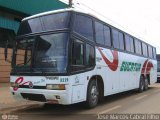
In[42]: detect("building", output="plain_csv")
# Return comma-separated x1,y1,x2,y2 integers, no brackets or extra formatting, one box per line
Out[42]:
0,0,68,82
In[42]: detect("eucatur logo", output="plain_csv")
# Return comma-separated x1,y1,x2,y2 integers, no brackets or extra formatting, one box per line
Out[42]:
98,48,154,74
13,77,31,91
98,47,119,71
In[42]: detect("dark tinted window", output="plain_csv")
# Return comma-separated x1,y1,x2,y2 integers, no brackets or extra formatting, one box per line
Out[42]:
18,12,70,36
95,22,111,47
135,39,142,55
130,37,134,53
71,39,84,65
158,60,160,72
104,25,111,47
42,12,70,31
148,45,153,58
16,38,34,68
153,48,156,59
112,29,124,50
18,17,42,35
125,34,130,52
112,29,119,49
139,42,142,55
142,43,148,56
95,22,104,44
34,33,69,73
119,32,124,50
86,44,95,67
135,39,139,54
74,14,93,41
125,35,134,53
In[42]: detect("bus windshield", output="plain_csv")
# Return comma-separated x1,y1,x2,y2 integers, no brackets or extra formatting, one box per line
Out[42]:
14,33,69,73
17,12,70,36
15,37,34,67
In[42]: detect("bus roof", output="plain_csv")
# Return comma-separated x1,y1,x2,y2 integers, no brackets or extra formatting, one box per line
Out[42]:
23,8,87,21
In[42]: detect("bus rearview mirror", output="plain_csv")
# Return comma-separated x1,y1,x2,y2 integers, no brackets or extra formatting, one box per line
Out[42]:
4,40,8,61
4,40,11,63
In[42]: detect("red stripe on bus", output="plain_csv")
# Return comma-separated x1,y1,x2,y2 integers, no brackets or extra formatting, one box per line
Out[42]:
98,47,118,71
146,61,153,74
141,59,148,74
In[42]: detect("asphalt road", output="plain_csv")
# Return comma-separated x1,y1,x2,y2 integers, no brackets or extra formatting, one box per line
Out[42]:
2,83,160,120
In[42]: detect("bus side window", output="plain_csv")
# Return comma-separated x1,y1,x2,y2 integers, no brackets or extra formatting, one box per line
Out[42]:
112,29,119,49
125,34,130,52
119,32,124,50
130,37,134,53
148,45,153,58
142,43,148,57
135,39,142,55
104,25,111,47
74,14,94,41
124,34,134,53
95,21,104,45
72,39,84,65
86,44,95,67
153,48,156,59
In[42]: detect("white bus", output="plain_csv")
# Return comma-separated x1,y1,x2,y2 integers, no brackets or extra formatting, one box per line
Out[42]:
6,8,157,108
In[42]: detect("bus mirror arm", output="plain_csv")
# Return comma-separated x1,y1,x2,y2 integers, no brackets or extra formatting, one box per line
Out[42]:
4,40,11,63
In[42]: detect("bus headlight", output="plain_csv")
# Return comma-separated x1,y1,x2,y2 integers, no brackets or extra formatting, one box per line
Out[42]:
46,84,65,90
10,82,19,88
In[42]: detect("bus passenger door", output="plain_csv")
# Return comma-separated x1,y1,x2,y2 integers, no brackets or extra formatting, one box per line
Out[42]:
71,38,86,102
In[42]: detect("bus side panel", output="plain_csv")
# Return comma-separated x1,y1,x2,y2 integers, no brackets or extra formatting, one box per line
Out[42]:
96,48,120,96
70,70,97,103
70,73,86,103
96,47,157,96
150,60,157,84
120,52,140,91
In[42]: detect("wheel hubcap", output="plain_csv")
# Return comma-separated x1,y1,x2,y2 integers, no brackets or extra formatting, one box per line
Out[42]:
145,79,148,89
91,86,98,103
141,80,144,90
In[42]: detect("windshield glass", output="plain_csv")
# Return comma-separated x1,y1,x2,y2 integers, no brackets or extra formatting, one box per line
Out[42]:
34,33,68,72
15,38,34,67
17,12,70,36
14,33,69,73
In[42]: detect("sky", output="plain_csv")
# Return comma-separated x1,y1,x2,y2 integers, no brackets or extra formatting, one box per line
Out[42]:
60,0,160,54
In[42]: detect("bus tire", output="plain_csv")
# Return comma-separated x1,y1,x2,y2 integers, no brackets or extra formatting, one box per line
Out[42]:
144,77,149,90
85,80,99,108
138,75,145,92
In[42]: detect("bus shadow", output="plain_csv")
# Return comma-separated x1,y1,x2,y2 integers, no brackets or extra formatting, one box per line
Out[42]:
14,102,88,115
98,86,156,106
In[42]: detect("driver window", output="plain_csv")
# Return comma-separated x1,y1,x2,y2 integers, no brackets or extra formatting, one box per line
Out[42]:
71,39,84,72
72,39,84,65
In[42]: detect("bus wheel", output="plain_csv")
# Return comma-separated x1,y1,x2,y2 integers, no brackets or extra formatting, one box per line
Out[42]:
85,80,99,108
138,75,145,92
144,77,149,90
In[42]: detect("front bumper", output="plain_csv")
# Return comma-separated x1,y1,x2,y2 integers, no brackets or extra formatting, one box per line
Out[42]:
10,87,71,105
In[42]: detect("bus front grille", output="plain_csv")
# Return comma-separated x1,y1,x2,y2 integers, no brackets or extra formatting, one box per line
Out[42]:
21,93,46,102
